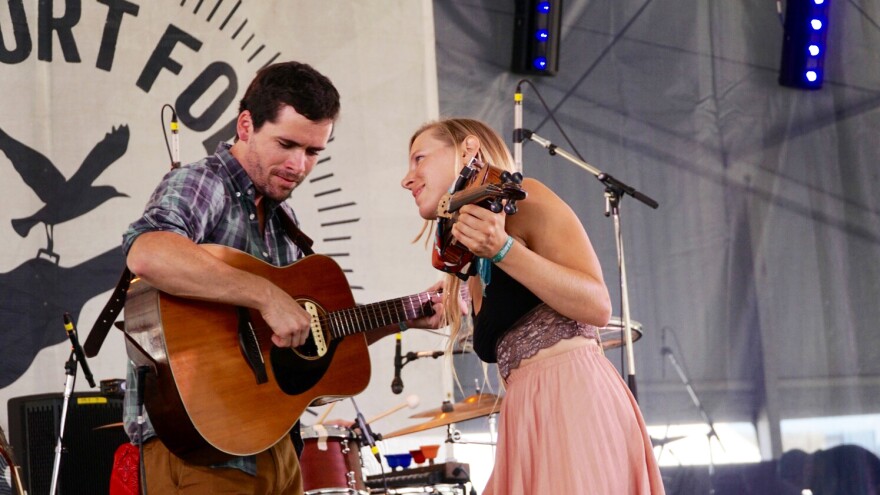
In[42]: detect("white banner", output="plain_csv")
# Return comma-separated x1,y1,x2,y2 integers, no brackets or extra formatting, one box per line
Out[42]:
0,0,444,439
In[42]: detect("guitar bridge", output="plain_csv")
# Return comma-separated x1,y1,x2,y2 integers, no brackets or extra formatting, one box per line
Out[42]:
305,301,328,357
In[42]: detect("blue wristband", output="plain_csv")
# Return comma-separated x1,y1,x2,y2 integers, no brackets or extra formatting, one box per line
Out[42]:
491,236,515,263
398,320,408,332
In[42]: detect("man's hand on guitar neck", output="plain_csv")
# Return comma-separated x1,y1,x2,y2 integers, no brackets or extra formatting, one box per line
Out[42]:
366,281,445,345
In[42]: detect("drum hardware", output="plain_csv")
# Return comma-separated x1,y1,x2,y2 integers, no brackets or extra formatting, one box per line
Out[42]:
598,317,644,350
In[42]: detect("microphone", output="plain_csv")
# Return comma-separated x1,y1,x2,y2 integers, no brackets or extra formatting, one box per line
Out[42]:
513,82,524,172
63,313,96,388
351,398,381,463
406,350,445,360
404,349,469,360
391,332,403,394
170,110,181,169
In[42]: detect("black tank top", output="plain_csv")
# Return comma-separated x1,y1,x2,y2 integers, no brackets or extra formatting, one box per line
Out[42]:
472,263,542,363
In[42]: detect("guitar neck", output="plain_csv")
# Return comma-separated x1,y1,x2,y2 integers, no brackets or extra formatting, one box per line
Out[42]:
327,290,438,339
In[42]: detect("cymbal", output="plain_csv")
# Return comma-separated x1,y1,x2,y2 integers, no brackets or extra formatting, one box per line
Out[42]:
383,394,502,439
410,393,501,419
599,317,643,350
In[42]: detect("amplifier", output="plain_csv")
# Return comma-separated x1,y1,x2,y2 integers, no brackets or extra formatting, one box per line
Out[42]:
7,392,127,495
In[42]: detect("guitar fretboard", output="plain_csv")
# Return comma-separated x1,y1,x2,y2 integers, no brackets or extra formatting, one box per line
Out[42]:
323,291,439,338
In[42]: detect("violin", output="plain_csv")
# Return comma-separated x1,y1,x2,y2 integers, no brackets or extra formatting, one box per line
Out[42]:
432,159,527,278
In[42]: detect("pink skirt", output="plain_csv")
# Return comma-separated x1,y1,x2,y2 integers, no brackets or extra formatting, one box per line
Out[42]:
483,341,665,494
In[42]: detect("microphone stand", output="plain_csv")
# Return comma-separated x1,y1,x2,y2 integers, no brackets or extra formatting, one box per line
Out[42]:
522,130,658,400
662,344,724,494
51,314,97,495
49,349,77,495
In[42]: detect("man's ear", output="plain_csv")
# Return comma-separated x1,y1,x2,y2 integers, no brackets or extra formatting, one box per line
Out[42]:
236,110,253,142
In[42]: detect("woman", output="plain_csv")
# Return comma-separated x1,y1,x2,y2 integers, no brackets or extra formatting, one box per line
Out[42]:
401,118,665,494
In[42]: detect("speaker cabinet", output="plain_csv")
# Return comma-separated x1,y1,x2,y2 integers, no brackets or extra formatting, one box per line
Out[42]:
7,392,127,495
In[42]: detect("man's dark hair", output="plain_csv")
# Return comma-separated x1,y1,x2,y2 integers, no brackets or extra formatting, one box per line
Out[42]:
239,61,340,130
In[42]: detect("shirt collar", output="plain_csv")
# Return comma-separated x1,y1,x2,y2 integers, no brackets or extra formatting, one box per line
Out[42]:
214,142,284,212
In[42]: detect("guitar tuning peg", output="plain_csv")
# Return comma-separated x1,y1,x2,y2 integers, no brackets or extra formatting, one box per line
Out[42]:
489,198,503,213
504,200,519,215
500,171,512,183
512,172,523,184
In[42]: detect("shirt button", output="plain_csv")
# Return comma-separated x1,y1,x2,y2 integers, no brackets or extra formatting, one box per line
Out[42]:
247,189,253,195
235,192,241,197
262,252,269,257
249,213,255,220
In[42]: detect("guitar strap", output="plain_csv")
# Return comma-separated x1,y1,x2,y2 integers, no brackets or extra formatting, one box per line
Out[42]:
84,266,132,358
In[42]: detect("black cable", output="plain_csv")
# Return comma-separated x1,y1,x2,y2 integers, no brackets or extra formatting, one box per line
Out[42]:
136,365,150,495
516,79,587,162
160,104,176,166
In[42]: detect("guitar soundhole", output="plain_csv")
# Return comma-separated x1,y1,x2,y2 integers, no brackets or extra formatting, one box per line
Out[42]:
295,336,320,358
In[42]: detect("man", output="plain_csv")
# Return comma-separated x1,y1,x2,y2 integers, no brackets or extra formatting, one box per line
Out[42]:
122,61,438,494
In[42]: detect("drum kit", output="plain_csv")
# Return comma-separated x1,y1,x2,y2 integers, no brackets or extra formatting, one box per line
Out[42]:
299,392,496,495
298,318,645,495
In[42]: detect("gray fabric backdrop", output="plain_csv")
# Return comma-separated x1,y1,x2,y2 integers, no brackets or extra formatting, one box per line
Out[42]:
434,0,880,458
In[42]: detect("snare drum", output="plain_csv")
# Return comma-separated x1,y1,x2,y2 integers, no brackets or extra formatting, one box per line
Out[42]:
300,424,368,495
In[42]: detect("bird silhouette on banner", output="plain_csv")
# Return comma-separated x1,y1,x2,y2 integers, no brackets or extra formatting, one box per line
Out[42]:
0,125,130,263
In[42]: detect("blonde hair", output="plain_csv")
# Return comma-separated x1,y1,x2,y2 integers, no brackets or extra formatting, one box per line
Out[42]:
409,118,516,356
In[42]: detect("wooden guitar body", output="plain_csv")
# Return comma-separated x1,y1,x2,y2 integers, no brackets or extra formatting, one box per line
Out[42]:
123,246,370,464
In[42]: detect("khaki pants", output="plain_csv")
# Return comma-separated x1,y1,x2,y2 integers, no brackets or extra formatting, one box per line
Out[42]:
142,437,303,494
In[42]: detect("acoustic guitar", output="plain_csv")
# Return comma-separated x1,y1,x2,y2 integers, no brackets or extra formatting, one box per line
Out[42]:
0,425,26,495
123,244,438,464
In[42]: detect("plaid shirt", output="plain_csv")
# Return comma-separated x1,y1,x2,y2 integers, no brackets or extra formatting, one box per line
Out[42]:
122,142,304,475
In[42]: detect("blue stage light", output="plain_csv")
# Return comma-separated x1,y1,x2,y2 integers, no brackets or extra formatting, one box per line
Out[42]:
512,0,562,76
779,0,831,89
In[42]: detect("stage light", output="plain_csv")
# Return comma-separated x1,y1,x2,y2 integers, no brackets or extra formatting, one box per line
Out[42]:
779,0,831,89
512,0,563,75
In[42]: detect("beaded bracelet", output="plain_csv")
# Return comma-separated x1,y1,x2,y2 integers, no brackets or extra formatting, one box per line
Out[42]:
398,320,408,332
491,236,515,263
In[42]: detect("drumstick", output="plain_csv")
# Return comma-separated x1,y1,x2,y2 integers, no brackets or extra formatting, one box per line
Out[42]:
315,401,338,425
367,395,420,424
